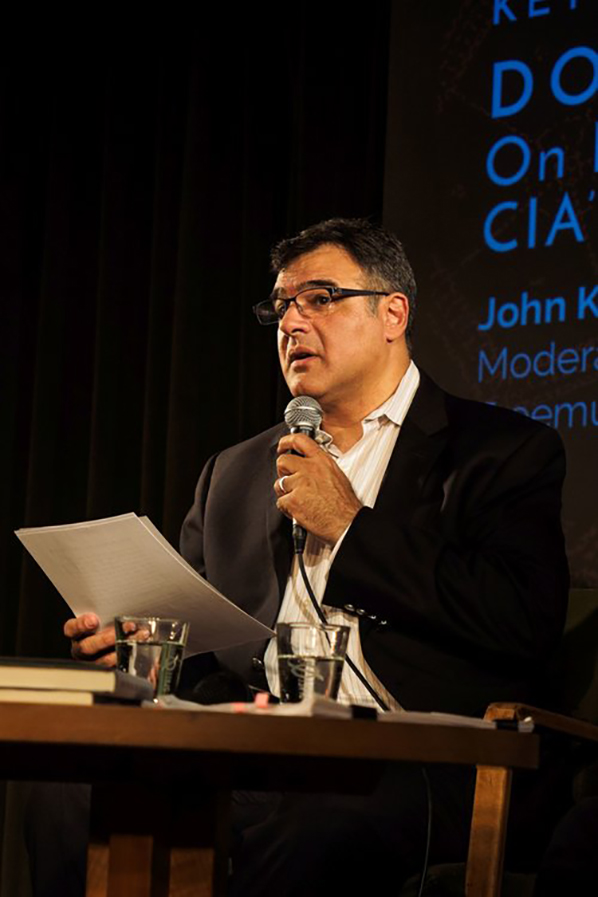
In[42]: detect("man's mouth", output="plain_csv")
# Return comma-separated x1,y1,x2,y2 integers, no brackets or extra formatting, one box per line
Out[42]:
288,348,317,365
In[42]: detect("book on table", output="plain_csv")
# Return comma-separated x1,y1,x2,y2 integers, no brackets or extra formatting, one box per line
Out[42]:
0,658,154,702
0,688,95,706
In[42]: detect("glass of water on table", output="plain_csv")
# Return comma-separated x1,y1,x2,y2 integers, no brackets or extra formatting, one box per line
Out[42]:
115,616,189,698
276,622,350,703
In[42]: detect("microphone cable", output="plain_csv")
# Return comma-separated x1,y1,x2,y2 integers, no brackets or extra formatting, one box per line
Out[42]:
296,551,389,712
284,396,388,710
284,397,432,890
297,551,433,894
416,768,433,897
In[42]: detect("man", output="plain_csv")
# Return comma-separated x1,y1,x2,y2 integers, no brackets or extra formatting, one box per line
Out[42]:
37,218,569,895
177,218,568,719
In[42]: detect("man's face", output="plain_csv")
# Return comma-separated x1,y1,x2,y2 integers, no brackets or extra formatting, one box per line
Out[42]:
275,244,394,409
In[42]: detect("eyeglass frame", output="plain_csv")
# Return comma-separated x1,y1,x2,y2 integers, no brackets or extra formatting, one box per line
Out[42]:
252,285,390,325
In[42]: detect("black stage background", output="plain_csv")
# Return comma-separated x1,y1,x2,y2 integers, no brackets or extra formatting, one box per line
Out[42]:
0,3,594,663
0,7,391,658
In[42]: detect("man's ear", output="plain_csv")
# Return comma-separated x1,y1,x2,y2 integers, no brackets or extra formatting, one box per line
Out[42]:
382,293,409,343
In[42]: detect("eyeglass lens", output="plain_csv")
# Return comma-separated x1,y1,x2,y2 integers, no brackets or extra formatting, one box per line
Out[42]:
272,288,335,320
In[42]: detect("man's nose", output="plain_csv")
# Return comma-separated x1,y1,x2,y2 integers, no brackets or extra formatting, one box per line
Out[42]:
278,300,311,335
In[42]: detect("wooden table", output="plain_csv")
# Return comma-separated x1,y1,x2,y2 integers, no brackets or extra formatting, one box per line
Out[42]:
0,702,539,897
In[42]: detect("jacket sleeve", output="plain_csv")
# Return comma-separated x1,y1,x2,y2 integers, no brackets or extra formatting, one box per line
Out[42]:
179,452,218,578
177,454,220,691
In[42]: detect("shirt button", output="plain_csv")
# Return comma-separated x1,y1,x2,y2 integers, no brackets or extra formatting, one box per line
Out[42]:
251,657,265,670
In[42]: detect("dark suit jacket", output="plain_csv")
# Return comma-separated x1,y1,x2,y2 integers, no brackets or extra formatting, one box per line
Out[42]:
179,372,569,716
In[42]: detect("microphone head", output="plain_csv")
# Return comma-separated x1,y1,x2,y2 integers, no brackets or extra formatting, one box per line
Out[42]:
284,396,323,432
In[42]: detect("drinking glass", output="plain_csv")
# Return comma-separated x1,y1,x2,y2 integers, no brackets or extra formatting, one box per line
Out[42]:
115,615,189,697
276,622,349,703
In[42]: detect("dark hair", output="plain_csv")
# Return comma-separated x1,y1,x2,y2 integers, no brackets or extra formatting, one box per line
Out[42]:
270,217,417,339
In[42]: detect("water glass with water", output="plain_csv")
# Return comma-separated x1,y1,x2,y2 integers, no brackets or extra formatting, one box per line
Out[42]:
115,615,189,697
276,622,350,703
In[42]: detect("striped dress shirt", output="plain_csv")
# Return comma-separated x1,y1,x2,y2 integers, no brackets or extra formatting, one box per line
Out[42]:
265,362,420,709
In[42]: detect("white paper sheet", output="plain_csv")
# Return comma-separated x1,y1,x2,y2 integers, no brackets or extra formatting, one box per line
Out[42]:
16,513,274,656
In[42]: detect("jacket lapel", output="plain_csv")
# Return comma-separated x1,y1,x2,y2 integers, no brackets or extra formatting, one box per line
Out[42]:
375,372,449,525
265,430,293,610
264,372,450,604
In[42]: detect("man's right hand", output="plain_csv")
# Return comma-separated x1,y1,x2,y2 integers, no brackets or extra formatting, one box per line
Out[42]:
63,614,117,667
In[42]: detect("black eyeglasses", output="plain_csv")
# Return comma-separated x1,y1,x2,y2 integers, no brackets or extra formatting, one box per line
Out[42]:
252,286,388,325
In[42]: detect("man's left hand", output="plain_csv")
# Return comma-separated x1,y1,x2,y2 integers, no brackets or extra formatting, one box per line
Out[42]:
275,433,362,545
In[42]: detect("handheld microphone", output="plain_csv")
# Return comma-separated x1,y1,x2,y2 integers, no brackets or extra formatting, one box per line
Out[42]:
283,396,323,554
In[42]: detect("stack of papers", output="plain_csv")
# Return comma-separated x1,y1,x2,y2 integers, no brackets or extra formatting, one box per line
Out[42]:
152,695,535,731
16,513,275,656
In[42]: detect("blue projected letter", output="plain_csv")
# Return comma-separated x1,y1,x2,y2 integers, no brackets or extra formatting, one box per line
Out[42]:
538,146,566,181
493,0,516,24
484,202,518,251
546,192,584,245
578,285,598,320
529,0,550,18
487,136,531,185
551,47,598,106
492,60,533,118
479,349,507,381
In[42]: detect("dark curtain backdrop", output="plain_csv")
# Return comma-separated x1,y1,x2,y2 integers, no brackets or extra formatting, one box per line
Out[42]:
0,7,391,658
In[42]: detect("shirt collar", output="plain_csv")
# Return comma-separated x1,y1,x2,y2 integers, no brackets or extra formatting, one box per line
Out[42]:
318,361,420,452
363,360,420,427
